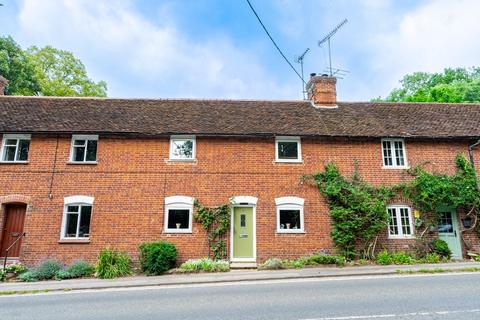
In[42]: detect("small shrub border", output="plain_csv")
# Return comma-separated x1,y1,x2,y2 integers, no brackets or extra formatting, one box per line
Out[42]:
139,241,177,275
16,260,95,282
178,258,230,273
96,248,132,279
258,254,346,270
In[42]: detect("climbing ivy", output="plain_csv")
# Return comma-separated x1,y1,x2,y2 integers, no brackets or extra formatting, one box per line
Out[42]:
303,163,394,260
194,200,231,260
402,154,480,235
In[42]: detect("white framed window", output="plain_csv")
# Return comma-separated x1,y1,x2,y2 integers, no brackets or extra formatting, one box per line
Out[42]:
275,136,302,163
275,197,305,233
70,135,98,163
61,196,94,239
387,205,414,238
169,135,196,161
164,196,194,233
382,139,407,168
0,134,31,163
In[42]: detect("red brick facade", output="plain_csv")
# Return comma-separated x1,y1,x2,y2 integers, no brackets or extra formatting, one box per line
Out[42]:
0,134,479,266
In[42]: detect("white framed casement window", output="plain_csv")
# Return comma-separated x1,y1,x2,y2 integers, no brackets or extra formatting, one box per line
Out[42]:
387,205,414,238
0,134,31,163
70,135,98,163
275,197,305,233
61,196,94,239
381,138,407,168
169,135,196,161
164,196,194,233
275,136,302,163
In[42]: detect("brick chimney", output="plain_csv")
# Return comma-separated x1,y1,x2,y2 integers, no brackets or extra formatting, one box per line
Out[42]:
306,73,337,108
0,75,8,95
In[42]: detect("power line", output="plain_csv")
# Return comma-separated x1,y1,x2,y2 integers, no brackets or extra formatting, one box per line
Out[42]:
245,0,305,83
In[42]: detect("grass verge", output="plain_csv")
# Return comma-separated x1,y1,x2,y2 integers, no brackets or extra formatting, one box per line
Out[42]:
396,267,480,274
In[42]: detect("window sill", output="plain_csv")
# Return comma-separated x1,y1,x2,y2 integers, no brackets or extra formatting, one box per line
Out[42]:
163,230,193,234
67,161,98,165
382,166,410,170
274,160,303,164
0,161,29,164
165,159,197,164
58,238,91,244
276,231,305,234
388,236,415,240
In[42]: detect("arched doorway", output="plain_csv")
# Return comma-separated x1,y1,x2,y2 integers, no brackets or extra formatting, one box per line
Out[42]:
0,203,27,258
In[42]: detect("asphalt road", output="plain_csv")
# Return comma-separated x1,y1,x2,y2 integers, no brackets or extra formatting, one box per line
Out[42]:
1,273,480,320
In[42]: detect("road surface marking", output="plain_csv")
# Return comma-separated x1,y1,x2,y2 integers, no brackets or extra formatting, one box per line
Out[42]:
301,308,480,320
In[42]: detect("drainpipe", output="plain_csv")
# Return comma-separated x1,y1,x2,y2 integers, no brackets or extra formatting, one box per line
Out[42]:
469,139,480,170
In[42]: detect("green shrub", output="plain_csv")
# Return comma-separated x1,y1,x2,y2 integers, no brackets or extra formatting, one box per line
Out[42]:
139,241,177,275
0,270,5,282
305,254,346,266
421,253,441,264
376,250,393,265
258,258,283,270
55,261,95,280
430,239,452,259
5,263,27,274
474,255,480,262
18,270,39,282
33,260,63,280
96,248,132,279
179,258,230,273
392,252,415,265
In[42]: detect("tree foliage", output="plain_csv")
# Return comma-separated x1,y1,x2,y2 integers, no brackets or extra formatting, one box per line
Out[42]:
378,67,480,103
0,36,39,95
0,36,107,96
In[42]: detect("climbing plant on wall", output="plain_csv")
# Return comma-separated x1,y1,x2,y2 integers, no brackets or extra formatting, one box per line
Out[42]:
303,163,395,260
194,200,231,260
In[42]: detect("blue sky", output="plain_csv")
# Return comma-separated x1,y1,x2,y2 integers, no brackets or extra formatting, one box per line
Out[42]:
1,0,479,101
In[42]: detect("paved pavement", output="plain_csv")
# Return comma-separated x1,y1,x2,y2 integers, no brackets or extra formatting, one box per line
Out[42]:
0,261,478,293
1,272,480,320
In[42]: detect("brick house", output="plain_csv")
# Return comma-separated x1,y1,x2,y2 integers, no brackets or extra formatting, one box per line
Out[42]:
0,74,479,266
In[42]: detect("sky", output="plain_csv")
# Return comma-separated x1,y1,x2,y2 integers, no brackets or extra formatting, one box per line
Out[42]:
1,0,480,101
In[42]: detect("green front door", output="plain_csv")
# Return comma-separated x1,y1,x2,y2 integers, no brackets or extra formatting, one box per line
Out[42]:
438,210,462,259
233,207,254,260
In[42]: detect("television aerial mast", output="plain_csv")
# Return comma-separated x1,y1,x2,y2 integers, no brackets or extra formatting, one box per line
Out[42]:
318,18,348,76
295,48,310,99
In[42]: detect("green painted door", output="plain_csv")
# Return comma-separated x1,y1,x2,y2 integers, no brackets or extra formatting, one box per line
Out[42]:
233,207,254,259
438,210,462,259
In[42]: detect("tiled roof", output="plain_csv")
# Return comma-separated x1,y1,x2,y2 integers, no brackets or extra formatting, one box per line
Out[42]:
0,96,479,139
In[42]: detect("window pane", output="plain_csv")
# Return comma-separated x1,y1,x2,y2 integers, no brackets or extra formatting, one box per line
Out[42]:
383,141,393,166
394,141,405,166
168,209,190,229
3,145,16,161
17,139,30,161
438,212,453,233
5,139,17,146
74,139,86,146
65,214,79,237
73,146,85,162
172,140,194,159
86,140,97,161
79,206,92,237
279,209,301,230
388,208,399,235
67,205,80,213
278,141,298,160
240,214,246,228
400,208,411,235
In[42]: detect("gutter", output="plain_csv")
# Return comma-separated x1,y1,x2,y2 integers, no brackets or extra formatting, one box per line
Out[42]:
469,139,480,169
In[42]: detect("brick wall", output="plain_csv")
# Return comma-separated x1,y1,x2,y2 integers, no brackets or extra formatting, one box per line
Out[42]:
0,134,478,266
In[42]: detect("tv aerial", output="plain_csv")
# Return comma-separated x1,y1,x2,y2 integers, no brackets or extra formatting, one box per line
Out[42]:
295,48,310,99
318,18,348,76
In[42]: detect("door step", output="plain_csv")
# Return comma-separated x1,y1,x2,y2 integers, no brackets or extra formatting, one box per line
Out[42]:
230,262,257,269
0,258,20,269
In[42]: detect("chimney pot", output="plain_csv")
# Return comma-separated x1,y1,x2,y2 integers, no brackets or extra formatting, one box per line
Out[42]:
310,73,317,78
0,75,8,96
306,74,337,107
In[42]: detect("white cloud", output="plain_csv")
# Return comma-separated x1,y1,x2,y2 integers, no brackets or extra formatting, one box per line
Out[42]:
370,0,480,97
15,0,297,99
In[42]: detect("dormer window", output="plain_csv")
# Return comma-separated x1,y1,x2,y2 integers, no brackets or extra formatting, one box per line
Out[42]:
169,136,196,161
1,134,31,163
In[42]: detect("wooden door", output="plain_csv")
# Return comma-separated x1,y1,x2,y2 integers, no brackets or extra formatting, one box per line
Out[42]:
232,207,254,261
0,204,26,258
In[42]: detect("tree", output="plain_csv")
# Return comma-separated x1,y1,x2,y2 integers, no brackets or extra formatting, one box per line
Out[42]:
0,36,39,95
27,46,107,97
0,36,107,96
378,67,480,103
